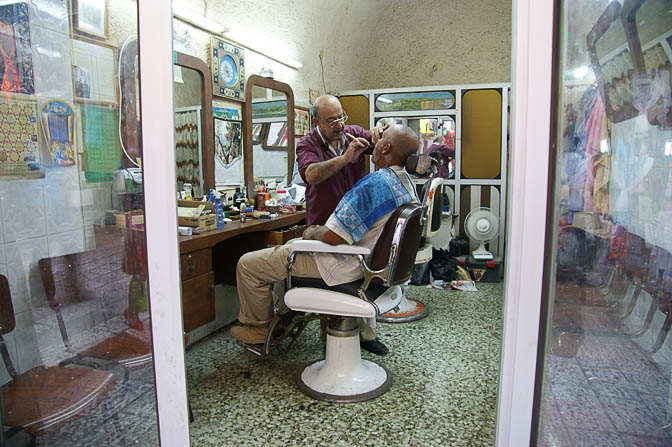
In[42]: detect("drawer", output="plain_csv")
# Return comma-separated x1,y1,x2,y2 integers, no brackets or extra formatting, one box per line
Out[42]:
266,224,306,246
181,272,215,332
180,248,212,281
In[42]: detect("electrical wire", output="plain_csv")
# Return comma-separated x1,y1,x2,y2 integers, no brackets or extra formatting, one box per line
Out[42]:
319,51,327,94
118,35,140,168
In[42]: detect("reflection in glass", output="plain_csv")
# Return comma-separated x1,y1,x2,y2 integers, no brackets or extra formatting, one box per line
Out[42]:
251,88,289,183
386,116,455,178
537,1,672,446
0,1,159,446
375,91,455,112
265,122,287,148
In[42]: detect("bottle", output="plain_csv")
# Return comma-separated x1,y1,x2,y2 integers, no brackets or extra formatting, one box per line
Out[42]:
214,196,225,229
239,202,246,223
233,187,244,208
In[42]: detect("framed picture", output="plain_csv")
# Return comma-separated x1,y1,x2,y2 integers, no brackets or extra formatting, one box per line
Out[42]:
211,36,245,101
72,0,108,40
71,38,117,103
214,117,242,167
294,106,310,136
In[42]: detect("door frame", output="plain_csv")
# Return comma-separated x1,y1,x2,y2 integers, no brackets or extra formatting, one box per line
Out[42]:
495,0,555,445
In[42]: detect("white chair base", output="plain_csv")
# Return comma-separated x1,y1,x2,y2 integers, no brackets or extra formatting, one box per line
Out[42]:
377,293,429,323
295,322,392,403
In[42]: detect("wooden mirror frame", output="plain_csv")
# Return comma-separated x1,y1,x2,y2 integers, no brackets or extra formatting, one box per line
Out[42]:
243,75,294,195
174,52,215,193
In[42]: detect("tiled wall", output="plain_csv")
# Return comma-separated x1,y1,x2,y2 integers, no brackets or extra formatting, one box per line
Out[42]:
0,1,112,386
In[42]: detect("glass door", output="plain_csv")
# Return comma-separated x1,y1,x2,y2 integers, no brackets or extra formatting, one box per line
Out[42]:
536,0,672,445
1,1,188,445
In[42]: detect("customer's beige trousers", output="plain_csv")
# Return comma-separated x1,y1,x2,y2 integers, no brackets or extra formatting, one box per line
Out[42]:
235,243,375,341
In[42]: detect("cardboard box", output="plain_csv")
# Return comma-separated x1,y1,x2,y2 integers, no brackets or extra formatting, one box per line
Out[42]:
177,200,215,228
115,210,145,229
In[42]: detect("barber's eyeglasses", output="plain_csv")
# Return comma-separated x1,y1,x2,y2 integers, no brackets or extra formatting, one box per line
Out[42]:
326,113,348,127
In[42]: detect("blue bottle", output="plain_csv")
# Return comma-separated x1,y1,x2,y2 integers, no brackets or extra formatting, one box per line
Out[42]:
214,196,225,229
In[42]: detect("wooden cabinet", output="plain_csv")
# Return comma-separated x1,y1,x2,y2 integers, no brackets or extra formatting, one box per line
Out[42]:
178,211,306,333
180,248,215,332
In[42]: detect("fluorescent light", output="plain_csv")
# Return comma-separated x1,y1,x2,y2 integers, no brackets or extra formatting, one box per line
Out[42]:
224,31,303,69
171,5,302,70
377,97,392,104
172,5,229,35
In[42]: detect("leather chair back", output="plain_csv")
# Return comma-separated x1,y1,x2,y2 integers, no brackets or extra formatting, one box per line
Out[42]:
369,204,423,286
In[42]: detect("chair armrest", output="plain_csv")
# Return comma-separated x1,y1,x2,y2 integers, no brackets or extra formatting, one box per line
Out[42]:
290,240,371,256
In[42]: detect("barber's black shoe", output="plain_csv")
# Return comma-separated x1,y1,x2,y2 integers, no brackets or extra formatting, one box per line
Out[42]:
360,338,388,355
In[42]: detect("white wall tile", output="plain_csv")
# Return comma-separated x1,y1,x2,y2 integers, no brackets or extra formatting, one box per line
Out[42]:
44,166,84,235
5,237,49,314
31,24,74,101
27,0,69,36
0,179,46,243
47,228,85,257
0,244,6,265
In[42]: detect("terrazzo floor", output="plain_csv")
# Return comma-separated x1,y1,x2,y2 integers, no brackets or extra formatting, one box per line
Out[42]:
9,282,503,446
185,283,504,447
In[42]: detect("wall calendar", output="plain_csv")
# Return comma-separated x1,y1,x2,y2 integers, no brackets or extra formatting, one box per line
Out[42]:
211,37,245,102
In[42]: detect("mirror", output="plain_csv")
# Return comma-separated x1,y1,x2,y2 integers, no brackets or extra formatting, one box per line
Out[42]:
173,52,214,196
243,75,294,195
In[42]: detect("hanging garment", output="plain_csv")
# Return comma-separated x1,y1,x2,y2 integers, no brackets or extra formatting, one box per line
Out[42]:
592,153,611,215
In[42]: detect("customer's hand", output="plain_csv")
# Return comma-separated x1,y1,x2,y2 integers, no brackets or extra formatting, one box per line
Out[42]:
370,123,389,144
302,225,321,240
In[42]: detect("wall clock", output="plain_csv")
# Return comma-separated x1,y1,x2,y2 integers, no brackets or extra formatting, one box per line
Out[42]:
211,37,245,101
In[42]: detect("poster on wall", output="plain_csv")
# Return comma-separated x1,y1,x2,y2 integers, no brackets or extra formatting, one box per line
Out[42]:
214,117,241,167
81,103,121,182
40,100,76,166
71,39,117,104
0,2,34,96
0,95,43,179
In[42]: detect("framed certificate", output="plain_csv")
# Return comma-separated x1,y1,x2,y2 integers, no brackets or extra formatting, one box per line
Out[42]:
72,0,108,40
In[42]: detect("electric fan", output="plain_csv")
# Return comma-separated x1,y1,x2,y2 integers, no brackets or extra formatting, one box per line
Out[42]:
464,207,500,260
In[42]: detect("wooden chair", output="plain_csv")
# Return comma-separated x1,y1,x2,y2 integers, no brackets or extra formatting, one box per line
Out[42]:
0,274,116,444
38,249,152,378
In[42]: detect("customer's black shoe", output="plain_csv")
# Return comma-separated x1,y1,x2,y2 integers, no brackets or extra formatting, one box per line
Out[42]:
360,338,388,355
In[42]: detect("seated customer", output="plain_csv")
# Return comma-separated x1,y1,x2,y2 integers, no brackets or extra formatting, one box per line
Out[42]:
230,124,420,345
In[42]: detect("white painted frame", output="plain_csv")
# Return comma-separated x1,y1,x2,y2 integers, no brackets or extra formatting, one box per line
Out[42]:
139,0,191,445
495,0,554,445
341,82,510,256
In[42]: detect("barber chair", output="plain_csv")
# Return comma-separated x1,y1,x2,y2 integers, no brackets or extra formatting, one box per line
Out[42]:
250,203,423,402
378,153,443,323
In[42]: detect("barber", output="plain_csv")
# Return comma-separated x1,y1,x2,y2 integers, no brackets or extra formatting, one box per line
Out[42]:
297,95,387,226
296,95,389,355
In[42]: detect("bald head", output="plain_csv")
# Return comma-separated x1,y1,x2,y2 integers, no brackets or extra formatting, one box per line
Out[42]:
372,124,418,169
311,95,346,142
311,95,340,120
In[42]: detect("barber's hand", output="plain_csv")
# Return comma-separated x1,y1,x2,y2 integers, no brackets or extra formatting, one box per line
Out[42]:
370,124,389,144
341,138,368,164
302,225,321,240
